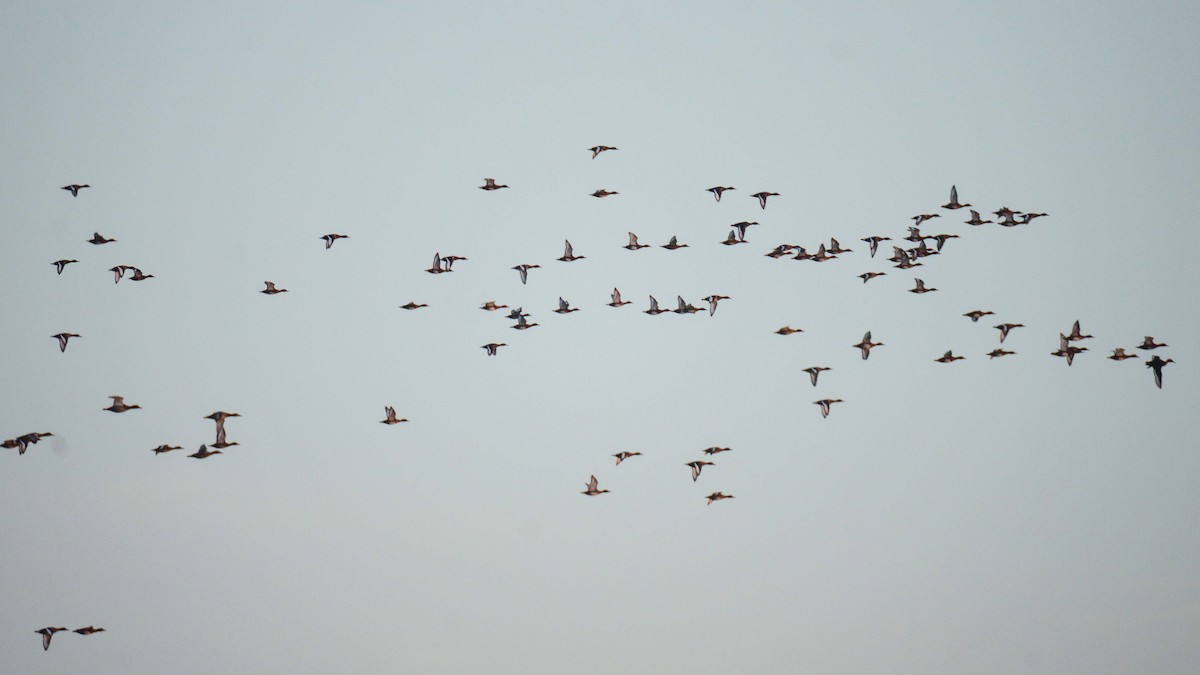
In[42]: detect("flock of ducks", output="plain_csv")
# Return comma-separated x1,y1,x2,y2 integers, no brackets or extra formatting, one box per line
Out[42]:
13,163,1178,650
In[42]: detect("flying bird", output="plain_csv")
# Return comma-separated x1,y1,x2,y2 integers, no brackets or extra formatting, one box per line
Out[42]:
964,310,995,322
557,240,584,262
262,281,288,295
644,295,667,315
73,626,105,635
705,492,735,505
554,297,579,314
189,444,222,459
52,259,78,274
512,264,540,285
702,295,729,316
731,221,757,241
608,288,631,307
964,210,993,226
1139,336,1167,350
987,349,1016,359
706,186,735,202
104,395,141,413
589,145,618,158
62,184,90,196
152,444,182,455
703,447,732,455
750,191,778,209
1108,348,1138,361
479,178,509,190
88,232,116,245
623,232,649,250
511,314,539,330
480,300,509,311
661,235,688,250
935,350,965,363
399,302,428,310
941,185,971,210
859,272,886,283
686,460,714,481
320,234,349,249
994,323,1024,343
861,236,891,258
1146,355,1174,389
481,343,506,356
909,278,937,294
803,366,830,386
581,475,609,496
52,333,80,353
381,406,408,424
591,189,618,198
36,627,69,651
853,331,883,360
205,411,241,446
814,399,844,418
613,451,642,465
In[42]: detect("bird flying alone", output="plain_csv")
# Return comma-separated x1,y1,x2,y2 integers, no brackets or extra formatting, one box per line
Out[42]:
608,288,631,307
803,366,830,386
88,232,116,245
52,333,80,352
479,178,509,190
661,236,688,250
614,451,642,465
853,332,883,360
814,399,844,418
262,281,288,294
512,264,540,285
481,343,506,356
1146,355,1174,389
624,232,649,250
557,240,584,262
74,626,105,635
591,189,618,198
320,234,349,249
400,302,428,310
589,145,617,158
706,492,735,505
62,184,90,196
381,406,408,424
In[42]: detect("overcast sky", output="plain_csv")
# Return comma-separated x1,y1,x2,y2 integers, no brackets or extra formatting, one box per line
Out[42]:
2,2,1198,673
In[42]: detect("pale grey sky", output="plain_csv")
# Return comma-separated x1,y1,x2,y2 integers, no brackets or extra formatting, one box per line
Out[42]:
2,2,1198,673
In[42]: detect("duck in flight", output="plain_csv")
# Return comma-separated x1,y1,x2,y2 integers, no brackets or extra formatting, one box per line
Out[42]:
512,315,539,330
703,447,732,455
859,272,886,284
481,343,506,356
152,444,182,455
381,406,408,424
909,278,937,294
591,189,618,198
1052,335,1088,366
776,326,803,335
581,475,609,496
987,349,1016,359
751,191,778,209
705,492,735,505
88,232,116,245
512,264,540,285
205,411,241,446
721,230,744,246
853,331,883,360
320,234,349,249
644,295,667,315
731,221,757,241
935,350,965,363
479,178,509,190
707,186,735,202
1108,348,1138,361
702,295,730,316
262,281,288,295
52,259,78,274
662,235,689,250
613,451,642,465
1139,336,1167,350
36,627,69,650
1146,355,1174,388
74,626,105,635
557,240,585,262
554,297,580,314
1065,320,1093,342
189,444,222,459
964,210,993,226
62,184,90,196
589,145,618,158
480,300,509,311
803,366,830,386
608,288,631,307
995,323,1024,343
674,296,704,314
399,301,427,310
104,396,141,413
686,460,714,481
52,333,80,353
941,185,971,210
963,310,995,322
623,232,649,250
861,236,891,258
814,399,844,418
